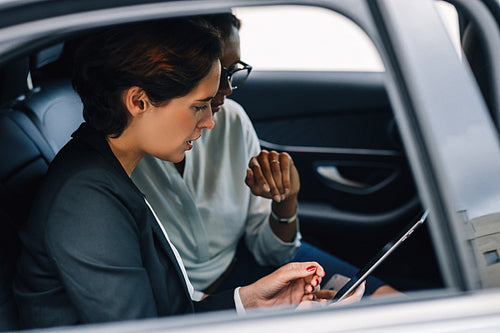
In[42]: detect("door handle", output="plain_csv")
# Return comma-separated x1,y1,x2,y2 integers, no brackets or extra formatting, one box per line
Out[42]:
314,163,399,195
316,166,369,189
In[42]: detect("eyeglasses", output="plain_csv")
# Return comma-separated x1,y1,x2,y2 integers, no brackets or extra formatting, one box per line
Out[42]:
221,60,252,91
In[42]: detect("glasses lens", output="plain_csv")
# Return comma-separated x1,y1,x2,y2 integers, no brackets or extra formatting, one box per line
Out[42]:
231,68,250,90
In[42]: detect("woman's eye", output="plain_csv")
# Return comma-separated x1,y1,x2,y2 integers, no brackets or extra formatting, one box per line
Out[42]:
194,105,208,112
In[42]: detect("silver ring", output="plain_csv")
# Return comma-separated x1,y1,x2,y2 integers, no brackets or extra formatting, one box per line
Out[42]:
271,160,280,164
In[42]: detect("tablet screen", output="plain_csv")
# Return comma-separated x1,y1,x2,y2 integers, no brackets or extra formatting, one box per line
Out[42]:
332,210,429,302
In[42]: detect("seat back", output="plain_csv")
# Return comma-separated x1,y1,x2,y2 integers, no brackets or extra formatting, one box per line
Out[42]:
26,42,85,154
0,108,54,331
24,79,84,153
0,54,58,330
0,42,84,330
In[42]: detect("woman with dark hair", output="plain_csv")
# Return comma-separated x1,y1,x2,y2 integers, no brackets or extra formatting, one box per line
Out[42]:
13,19,325,329
132,13,397,299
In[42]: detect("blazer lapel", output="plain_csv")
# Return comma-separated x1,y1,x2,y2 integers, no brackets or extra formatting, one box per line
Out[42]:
146,200,193,301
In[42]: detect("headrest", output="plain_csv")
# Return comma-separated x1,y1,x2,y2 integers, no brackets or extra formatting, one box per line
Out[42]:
0,58,29,106
32,43,64,69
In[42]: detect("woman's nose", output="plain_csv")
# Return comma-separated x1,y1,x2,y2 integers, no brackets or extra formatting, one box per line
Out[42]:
199,107,215,130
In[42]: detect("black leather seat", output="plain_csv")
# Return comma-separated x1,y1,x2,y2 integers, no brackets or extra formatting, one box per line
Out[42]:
24,79,84,153
0,89,55,331
0,44,85,330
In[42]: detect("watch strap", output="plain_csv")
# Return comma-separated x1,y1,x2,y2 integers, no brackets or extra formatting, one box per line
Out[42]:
270,209,298,224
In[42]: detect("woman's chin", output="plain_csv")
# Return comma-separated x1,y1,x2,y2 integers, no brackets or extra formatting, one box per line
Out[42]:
170,153,186,163
153,152,185,163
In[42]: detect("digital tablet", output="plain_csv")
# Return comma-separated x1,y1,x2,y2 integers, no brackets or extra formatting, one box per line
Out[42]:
331,210,429,302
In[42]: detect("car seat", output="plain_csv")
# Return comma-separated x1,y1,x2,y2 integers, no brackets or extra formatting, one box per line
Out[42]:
0,42,84,330
25,42,84,153
0,58,54,331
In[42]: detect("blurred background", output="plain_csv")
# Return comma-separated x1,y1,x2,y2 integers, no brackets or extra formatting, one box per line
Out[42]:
234,2,459,72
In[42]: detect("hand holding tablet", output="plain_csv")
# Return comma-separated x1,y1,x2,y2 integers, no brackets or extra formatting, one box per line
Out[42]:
316,211,429,303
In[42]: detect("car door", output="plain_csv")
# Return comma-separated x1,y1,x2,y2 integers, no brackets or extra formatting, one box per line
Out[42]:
230,4,441,290
2,0,500,332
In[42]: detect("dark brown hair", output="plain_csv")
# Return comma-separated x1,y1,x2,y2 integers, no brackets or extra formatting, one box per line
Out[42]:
72,19,221,137
198,13,241,38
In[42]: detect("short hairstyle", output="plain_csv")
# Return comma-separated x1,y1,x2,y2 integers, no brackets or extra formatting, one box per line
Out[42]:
194,13,241,40
72,19,221,137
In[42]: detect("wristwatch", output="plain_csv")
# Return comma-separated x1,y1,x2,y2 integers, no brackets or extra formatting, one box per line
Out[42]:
271,209,298,224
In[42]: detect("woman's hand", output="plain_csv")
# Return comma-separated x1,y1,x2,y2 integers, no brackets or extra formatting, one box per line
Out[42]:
296,282,366,310
314,281,366,305
245,150,300,203
238,262,324,309
334,281,365,305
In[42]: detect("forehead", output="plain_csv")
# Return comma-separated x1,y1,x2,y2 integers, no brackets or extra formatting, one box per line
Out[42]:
186,60,221,99
221,26,241,67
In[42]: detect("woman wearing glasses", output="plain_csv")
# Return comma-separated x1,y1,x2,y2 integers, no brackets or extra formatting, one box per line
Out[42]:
14,19,329,329
132,13,395,298
131,13,303,295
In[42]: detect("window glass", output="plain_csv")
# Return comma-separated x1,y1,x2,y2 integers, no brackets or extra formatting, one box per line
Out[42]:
234,4,460,71
233,5,384,71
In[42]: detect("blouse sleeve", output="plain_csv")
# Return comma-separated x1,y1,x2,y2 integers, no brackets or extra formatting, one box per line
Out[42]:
229,101,301,266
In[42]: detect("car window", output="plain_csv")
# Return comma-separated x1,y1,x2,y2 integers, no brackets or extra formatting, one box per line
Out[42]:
234,3,460,71
234,5,384,72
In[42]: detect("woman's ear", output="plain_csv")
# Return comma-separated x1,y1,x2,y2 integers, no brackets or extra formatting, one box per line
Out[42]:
124,86,149,117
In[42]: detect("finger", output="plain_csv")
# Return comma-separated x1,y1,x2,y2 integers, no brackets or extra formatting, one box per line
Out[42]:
337,281,366,306
245,168,254,186
311,264,325,278
305,276,324,295
299,296,315,305
314,289,336,300
248,156,271,193
279,153,292,197
257,152,280,201
297,299,328,311
269,151,284,196
352,281,366,298
309,275,320,287
277,262,325,285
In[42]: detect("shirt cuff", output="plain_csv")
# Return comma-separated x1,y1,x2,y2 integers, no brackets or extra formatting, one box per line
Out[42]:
192,290,204,302
267,215,301,244
234,287,246,315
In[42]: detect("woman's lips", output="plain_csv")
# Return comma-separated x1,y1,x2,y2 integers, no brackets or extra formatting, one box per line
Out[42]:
186,135,201,150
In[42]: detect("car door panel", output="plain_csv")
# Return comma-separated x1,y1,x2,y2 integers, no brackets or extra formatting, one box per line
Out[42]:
231,70,441,290
231,70,416,213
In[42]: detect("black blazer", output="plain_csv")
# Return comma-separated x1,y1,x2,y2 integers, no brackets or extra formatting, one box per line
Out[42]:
14,123,234,329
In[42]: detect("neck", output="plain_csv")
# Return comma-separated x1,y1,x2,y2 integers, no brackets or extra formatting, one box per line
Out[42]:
174,159,185,176
107,134,144,177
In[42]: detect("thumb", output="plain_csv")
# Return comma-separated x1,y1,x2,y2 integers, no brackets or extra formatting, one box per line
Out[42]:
336,281,366,306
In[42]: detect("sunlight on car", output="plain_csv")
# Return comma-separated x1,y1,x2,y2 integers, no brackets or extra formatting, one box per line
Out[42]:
234,5,384,72
235,3,460,71
436,1,461,56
